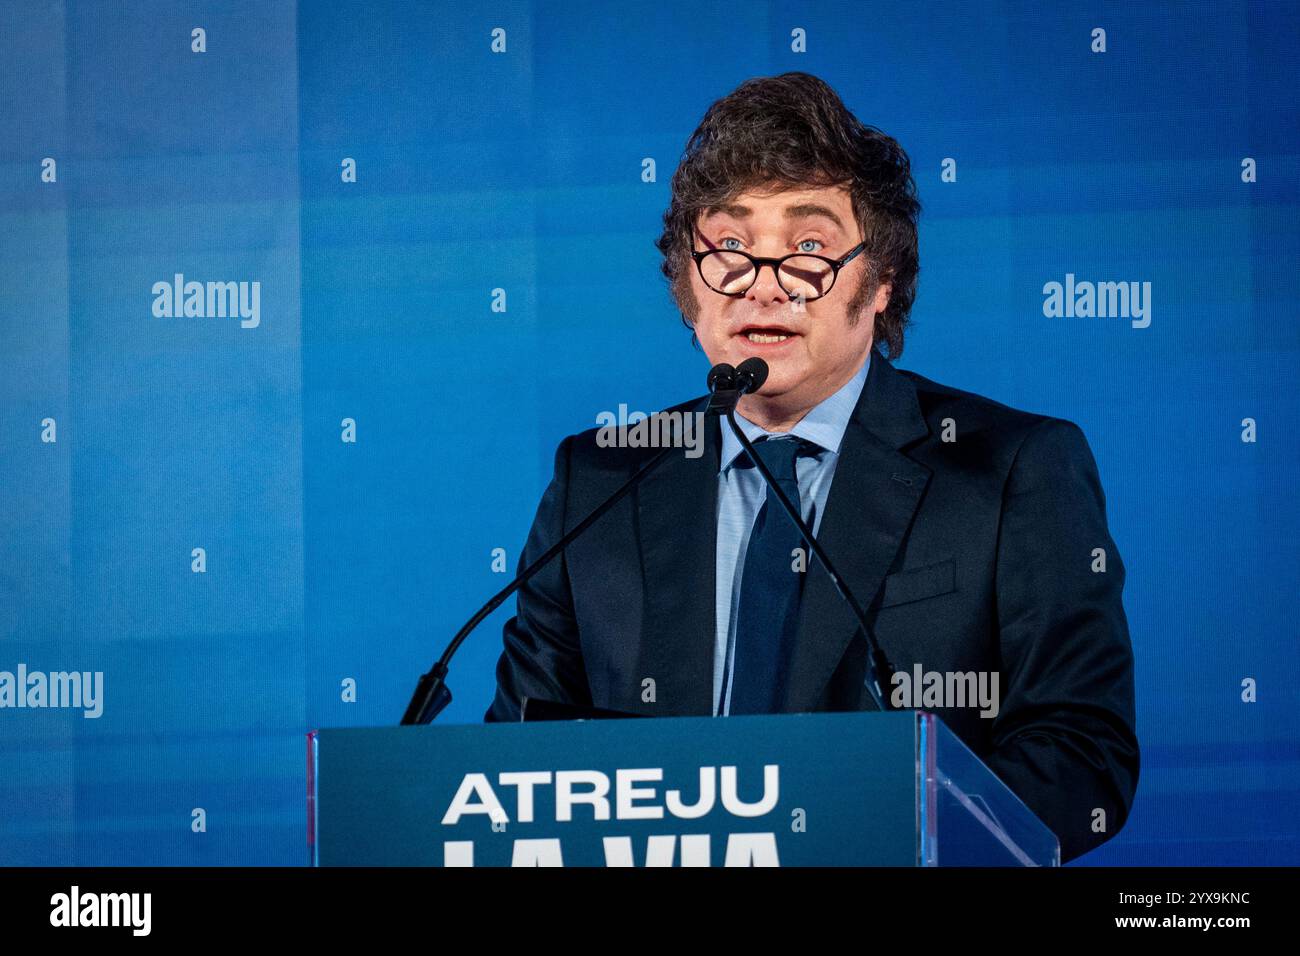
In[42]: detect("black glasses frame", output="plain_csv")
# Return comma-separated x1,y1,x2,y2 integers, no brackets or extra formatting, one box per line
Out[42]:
689,226,868,300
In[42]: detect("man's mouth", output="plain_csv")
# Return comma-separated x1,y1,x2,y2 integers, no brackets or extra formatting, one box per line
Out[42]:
737,324,800,345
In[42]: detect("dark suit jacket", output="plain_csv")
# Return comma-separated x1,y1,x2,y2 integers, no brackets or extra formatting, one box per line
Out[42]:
486,344,1140,863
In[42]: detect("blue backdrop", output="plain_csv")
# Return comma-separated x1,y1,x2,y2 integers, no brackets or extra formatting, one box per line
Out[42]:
1,0,1296,866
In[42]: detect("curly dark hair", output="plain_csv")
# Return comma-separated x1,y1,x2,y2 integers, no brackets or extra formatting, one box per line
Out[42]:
655,72,921,360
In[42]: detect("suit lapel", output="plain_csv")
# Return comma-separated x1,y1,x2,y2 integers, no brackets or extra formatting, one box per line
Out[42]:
632,397,719,716
780,348,933,713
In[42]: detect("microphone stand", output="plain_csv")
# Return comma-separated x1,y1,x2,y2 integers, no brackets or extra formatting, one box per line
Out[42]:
718,374,894,712
400,360,894,725
401,443,677,725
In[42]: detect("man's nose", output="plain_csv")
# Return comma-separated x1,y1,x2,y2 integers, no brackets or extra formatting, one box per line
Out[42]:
746,262,789,307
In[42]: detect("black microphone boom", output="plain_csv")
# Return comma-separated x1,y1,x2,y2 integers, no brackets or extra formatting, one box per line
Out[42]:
400,443,676,725
720,356,895,712
401,363,740,725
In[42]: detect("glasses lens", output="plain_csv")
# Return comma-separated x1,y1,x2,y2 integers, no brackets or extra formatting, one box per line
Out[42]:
698,251,757,295
778,256,835,300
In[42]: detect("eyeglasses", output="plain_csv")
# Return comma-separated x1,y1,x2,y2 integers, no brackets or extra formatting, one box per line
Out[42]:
689,226,867,301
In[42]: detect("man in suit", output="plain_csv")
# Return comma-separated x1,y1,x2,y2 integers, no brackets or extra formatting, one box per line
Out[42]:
486,72,1139,863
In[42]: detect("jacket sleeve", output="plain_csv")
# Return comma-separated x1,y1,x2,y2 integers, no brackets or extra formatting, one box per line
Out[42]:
982,417,1140,863
484,435,593,722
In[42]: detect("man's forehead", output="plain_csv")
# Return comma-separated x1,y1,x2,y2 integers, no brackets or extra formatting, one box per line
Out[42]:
701,187,853,230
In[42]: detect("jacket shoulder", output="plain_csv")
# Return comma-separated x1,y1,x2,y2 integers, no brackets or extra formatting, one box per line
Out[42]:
895,364,1079,451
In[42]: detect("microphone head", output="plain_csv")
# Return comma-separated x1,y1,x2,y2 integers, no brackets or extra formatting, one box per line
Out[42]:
707,362,737,392
735,357,769,394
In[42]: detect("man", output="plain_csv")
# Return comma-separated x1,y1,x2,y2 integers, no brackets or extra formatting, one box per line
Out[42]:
486,72,1139,863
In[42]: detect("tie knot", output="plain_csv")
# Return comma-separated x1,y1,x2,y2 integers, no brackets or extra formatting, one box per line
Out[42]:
749,436,813,483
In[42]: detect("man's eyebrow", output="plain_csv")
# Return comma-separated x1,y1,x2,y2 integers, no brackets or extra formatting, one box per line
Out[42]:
702,203,845,230
783,204,845,230
703,203,752,220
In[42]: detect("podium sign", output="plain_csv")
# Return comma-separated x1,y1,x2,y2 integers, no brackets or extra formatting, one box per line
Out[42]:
308,710,1059,866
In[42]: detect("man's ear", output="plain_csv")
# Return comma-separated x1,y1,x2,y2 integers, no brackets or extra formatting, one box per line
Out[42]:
874,280,892,317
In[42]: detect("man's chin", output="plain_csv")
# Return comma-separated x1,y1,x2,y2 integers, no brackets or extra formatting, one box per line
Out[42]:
749,373,806,402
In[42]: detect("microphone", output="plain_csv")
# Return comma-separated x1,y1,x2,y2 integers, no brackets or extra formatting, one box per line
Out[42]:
734,356,769,394
401,364,742,725
703,363,736,416
720,357,896,712
706,362,736,392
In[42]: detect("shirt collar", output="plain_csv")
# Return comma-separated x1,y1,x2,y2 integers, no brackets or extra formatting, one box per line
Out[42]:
719,349,872,473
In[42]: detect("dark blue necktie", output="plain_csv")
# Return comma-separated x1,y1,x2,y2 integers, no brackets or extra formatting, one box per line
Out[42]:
729,436,813,715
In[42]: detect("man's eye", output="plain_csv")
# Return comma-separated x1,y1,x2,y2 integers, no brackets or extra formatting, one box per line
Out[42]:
720,237,743,251
797,238,825,254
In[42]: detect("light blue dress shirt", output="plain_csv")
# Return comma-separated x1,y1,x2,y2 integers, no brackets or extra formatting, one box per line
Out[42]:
713,350,873,716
